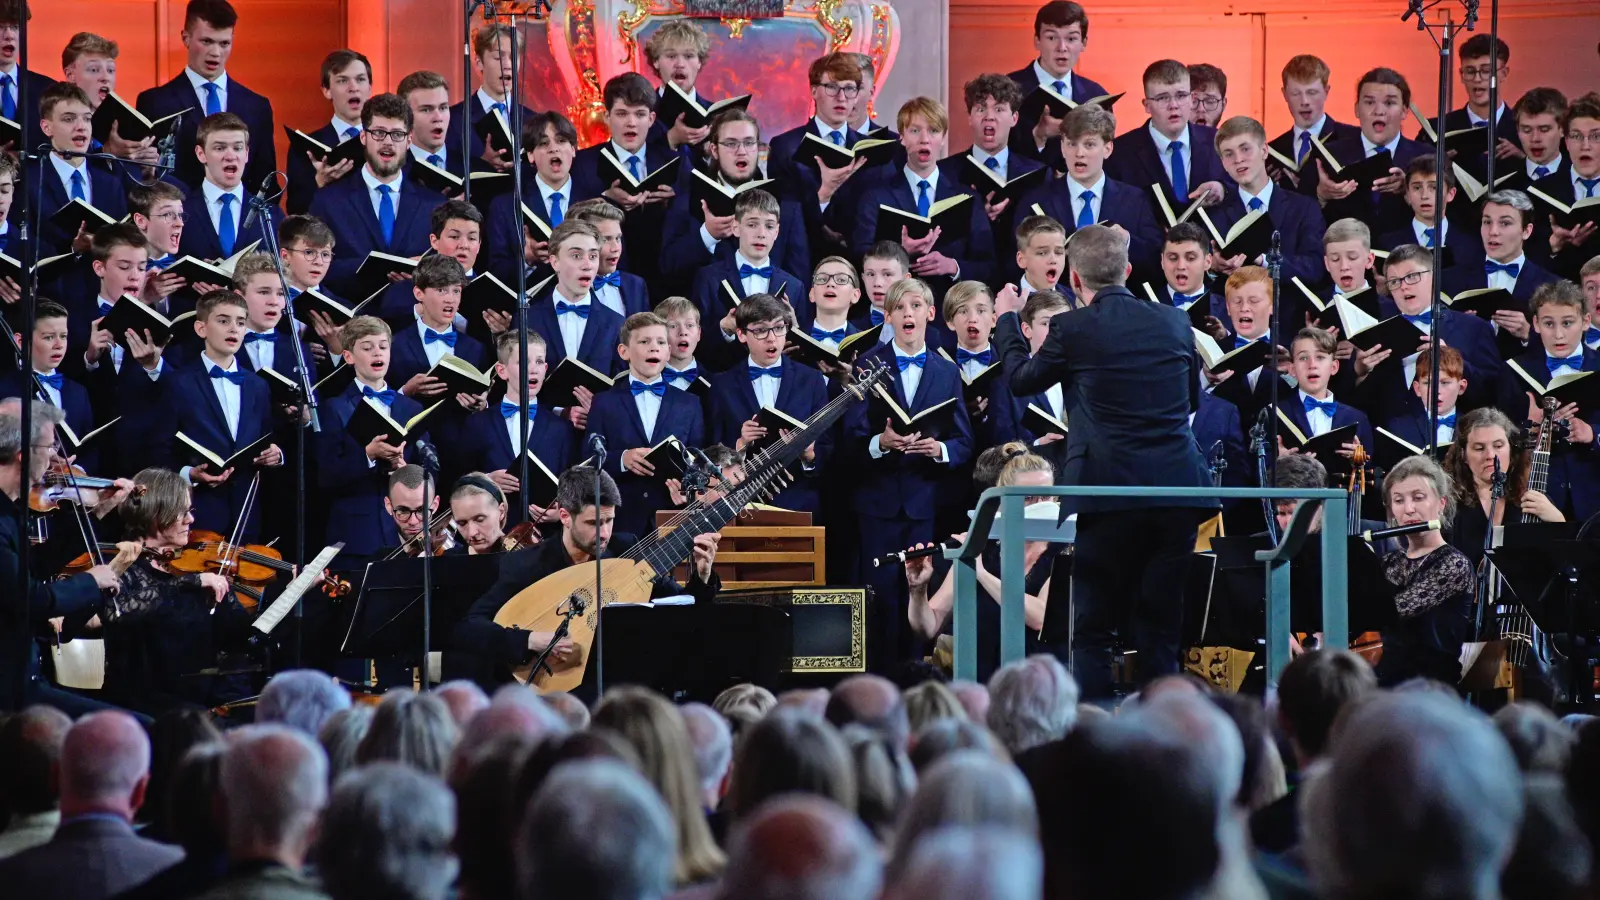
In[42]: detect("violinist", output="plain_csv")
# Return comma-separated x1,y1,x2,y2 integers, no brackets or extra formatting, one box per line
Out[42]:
446,474,523,555
0,302,100,474
1444,407,1565,569
1375,456,1474,688
94,467,255,717
377,464,455,559
0,402,126,715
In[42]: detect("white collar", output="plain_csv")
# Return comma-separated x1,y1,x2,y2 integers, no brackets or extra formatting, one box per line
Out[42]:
904,165,939,196
201,179,243,207
201,350,238,372
1414,217,1446,240
632,373,664,385
536,176,571,201
185,67,228,92
1293,114,1328,141
812,116,848,139
1361,132,1401,157
892,341,926,358
1148,121,1191,154
1032,60,1072,91
734,250,769,272
358,379,390,394
749,356,782,371
1067,173,1106,202
1299,388,1335,405
1491,251,1527,270
1528,152,1562,177
1466,103,1508,127
970,145,1008,169
410,142,445,162
417,317,452,337
1240,181,1274,210
332,116,362,138
361,164,403,194
1572,167,1600,192
48,153,86,181
609,141,645,164
475,88,507,113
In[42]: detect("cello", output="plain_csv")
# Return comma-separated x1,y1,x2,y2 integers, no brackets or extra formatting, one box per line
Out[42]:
1343,437,1385,665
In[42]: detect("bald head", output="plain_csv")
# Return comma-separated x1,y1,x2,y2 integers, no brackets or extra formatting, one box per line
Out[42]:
434,681,490,726
826,675,909,751
0,705,71,815
948,681,989,724
58,711,151,820
719,795,883,900
221,725,329,868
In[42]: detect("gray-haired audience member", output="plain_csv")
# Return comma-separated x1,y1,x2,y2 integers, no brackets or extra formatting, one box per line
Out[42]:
318,706,375,784
888,751,1036,883
681,702,733,812
888,826,1042,900
257,669,353,737
356,690,459,776
726,707,857,819
1303,691,1524,900
0,711,183,899
516,759,675,900
0,705,71,858
987,655,1079,755
319,763,458,900
544,692,591,731
948,681,990,724
717,795,883,900
1502,773,1590,900
1493,701,1573,775
825,674,911,752
908,718,996,774
433,680,490,726
192,725,330,900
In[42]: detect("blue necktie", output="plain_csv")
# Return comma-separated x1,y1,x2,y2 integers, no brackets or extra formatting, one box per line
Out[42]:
896,352,927,371
0,73,13,121
549,192,564,226
427,153,443,168
593,271,621,288
811,325,846,342
748,365,781,380
36,372,63,391
148,254,176,269
666,366,698,383
1580,177,1600,199
1439,413,1457,429
1485,259,1522,278
209,365,247,386
556,301,589,318
630,380,667,397
627,155,642,181
1248,197,1265,212
1297,131,1312,164
69,170,87,202
1051,79,1067,96
342,126,360,142
244,331,276,345
424,328,457,348
1586,325,1600,346
1404,310,1433,326
1173,291,1205,307
0,231,8,253
828,130,844,147
203,82,222,116
97,300,114,317
869,309,885,326
376,184,396,246
739,264,774,280
916,180,931,218
491,102,507,117
983,156,1000,171
1076,190,1095,228
1169,140,1188,203
1302,395,1337,417
1422,227,1436,248
501,400,536,419
217,193,236,257
362,385,398,404
1548,355,1582,375
956,347,993,366
1533,165,1551,180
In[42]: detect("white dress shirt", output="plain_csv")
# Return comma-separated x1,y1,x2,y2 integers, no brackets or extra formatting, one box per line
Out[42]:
1032,61,1074,96
186,68,229,113
1149,123,1193,191
50,153,91,206
1527,153,1563,180
200,179,245,245
1412,217,1448,247
553,288,590,359
476,88,508,116
1300,389,1336,436
1068,174,1106,226
409,144,448,168
632,375,665,439
1574,167,1600,200
904,165,941,211
749,359,782,408
591,279,626,317
1291,115,1328,163
503,398,536,454
244,330,276,372
868,343,947,461
1487,253,1526,293
332,117,362,142
33,370,61,408
1239,181,1275,215
361,166,405,223
609,140,647,184
1361,133,1401,159
1437,406,1457,446
537,176,572,225
735,250,772,297
812,115,849,146
416,318,455,368
970,145,1010,174
1466,103,1509,128
202,352,243,439
1401,312,1432,391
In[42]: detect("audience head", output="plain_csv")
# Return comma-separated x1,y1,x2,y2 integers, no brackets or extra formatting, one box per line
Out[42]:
356,690,459,777
164,743,226,855
948,680,991,723
318,706,375,785
258,669,353,737
680,702,733,811
516,759,675,900
888,826,1043,900
904,679,967,732
433,680,490,726
718,795,882,900
888,751,1037,883
220,724,330,870
1502,773,1591,900
57,710,151,821
1494,702,1573,775
727,706,856,819
0,705,71,818
319,763,457,900
826,674,910,752
840,724,914,844
543,691,591,731
987,654,1078,755
145,709,221,832
1277,648,1377,764
909,717,999,774
1208,692,1288,813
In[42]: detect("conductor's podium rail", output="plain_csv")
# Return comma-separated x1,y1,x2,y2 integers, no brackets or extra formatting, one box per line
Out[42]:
948,487,1350,689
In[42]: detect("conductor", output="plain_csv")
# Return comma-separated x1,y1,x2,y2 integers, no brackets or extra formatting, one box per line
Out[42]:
994,224,1215,701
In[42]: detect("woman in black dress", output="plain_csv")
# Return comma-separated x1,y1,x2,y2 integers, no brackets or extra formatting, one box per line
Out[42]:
1444,407,1565,569
1375,455,1475,687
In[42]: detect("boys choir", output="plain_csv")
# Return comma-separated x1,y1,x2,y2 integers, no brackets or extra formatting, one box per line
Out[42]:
10,0,1600,703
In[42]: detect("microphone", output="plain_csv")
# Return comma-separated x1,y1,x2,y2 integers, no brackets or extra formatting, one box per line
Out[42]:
415,438,441,475
158,110,183,174
1491,455,1507,498
1361,520,1441,542
586,433,607,466
689,446,723,479
240,172,278,236
870,541,962,568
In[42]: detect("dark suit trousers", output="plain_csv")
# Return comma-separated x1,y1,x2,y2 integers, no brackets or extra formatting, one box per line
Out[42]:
1071,508,1198,700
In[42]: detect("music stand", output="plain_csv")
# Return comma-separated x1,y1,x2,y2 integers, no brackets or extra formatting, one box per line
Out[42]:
341,555,505,661
572,604,792,703
1488,524,1599,708
1210,535,1396,636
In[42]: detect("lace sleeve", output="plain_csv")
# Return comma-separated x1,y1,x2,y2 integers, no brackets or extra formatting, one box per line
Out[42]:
102,561,206,626
1387,547,1473,620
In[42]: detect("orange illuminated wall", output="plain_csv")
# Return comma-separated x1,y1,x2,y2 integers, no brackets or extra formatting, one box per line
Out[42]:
27,0,349,173
949,0,1600,150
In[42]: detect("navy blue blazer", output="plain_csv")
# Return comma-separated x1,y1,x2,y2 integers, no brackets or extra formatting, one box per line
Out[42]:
852,171,995,300
154,357,276,539
1207,185,1327,293
19,156,128,258
177,185,285,262
454,403,576,523
0,371,99,473
443,94,535,170
1104,122,1234,220
766,120,863,200
689,256,809,372
1015,174,1163,277
1276,391,1374,463
1439,257,1561,361
1379,392,1440,453
706,356,831,512
593,271,652,320
1348,303,1503,422
385,320,491,392
588,378,706,537
1191,389,1248,493
571,142,687,290
1005,64,1111,166
842,343,973,521
309,173,446,299
284,121,357,215
1375,221,1485,270
135,73,277,191
1271,117,1362,195
317,381,426,557
10,68,56,155
1526,170,1598,281
766,120,893,252
1316,132,1427,234
482,176,603,285
996,289,1212,514
939,149,1045,283
1435,105,1520,184
1503,346,1600,522
526,282,626,375
658,180,811,285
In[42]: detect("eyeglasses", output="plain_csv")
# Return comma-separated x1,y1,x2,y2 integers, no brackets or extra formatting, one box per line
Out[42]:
366,128,410,144
391,506,427,521
1567,131,1600,147
1191,94,1225,111
1146,91,1192,107
817,82,861,98
744,323,790,340
151,211,186,223
716,138,759,151
1383,270,1431,291
1460,65,1506,82
812,272,856,287
289,247,335,263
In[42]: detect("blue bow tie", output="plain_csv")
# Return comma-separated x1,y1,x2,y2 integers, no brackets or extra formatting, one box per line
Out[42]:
810,326,846,343
501,400,536,419
362,385,398,404
1403,311,1433,326
739,263,774,280
147,254,176,269
896,352,927,371
424,328,457,347
665,366,698,383
1586,326,1600,346
35,372,62,390
1547,354,1583,374
1439,412,1457,429
244,331,277,345
97,300,115,317
209,365,247,385
748,365,782,380
630,380,667,397
1173,291,1206,306
1302,395,1338,417
956,348,992,366
594,271,622,288
1485,259,1522,278
556,300,590,318
1234,336,1262,350
870,309,885,326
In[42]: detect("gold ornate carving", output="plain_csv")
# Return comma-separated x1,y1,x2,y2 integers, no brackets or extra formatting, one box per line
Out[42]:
615,0,664,65
815,0,853,49
567,0,611,146
723,16,750,37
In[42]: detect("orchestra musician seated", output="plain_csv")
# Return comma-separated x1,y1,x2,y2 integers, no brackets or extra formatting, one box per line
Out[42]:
1375,455,1475,689
444,474,530,556
373,465,456,560
1444,407,1566,570
445,465,721,693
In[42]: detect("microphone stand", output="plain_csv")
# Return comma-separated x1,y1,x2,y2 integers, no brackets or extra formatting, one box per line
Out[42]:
418,439,441,688
1265,228,1283,495
1252,407,1279,542
245,174,321,666
1484,0,1500,189
1476,457,1505,639
588,439,607,697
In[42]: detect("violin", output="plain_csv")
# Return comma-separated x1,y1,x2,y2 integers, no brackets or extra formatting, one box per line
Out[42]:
29,462,145,514
1342,437,1384,665
160,530,351,606
385,509,458,559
